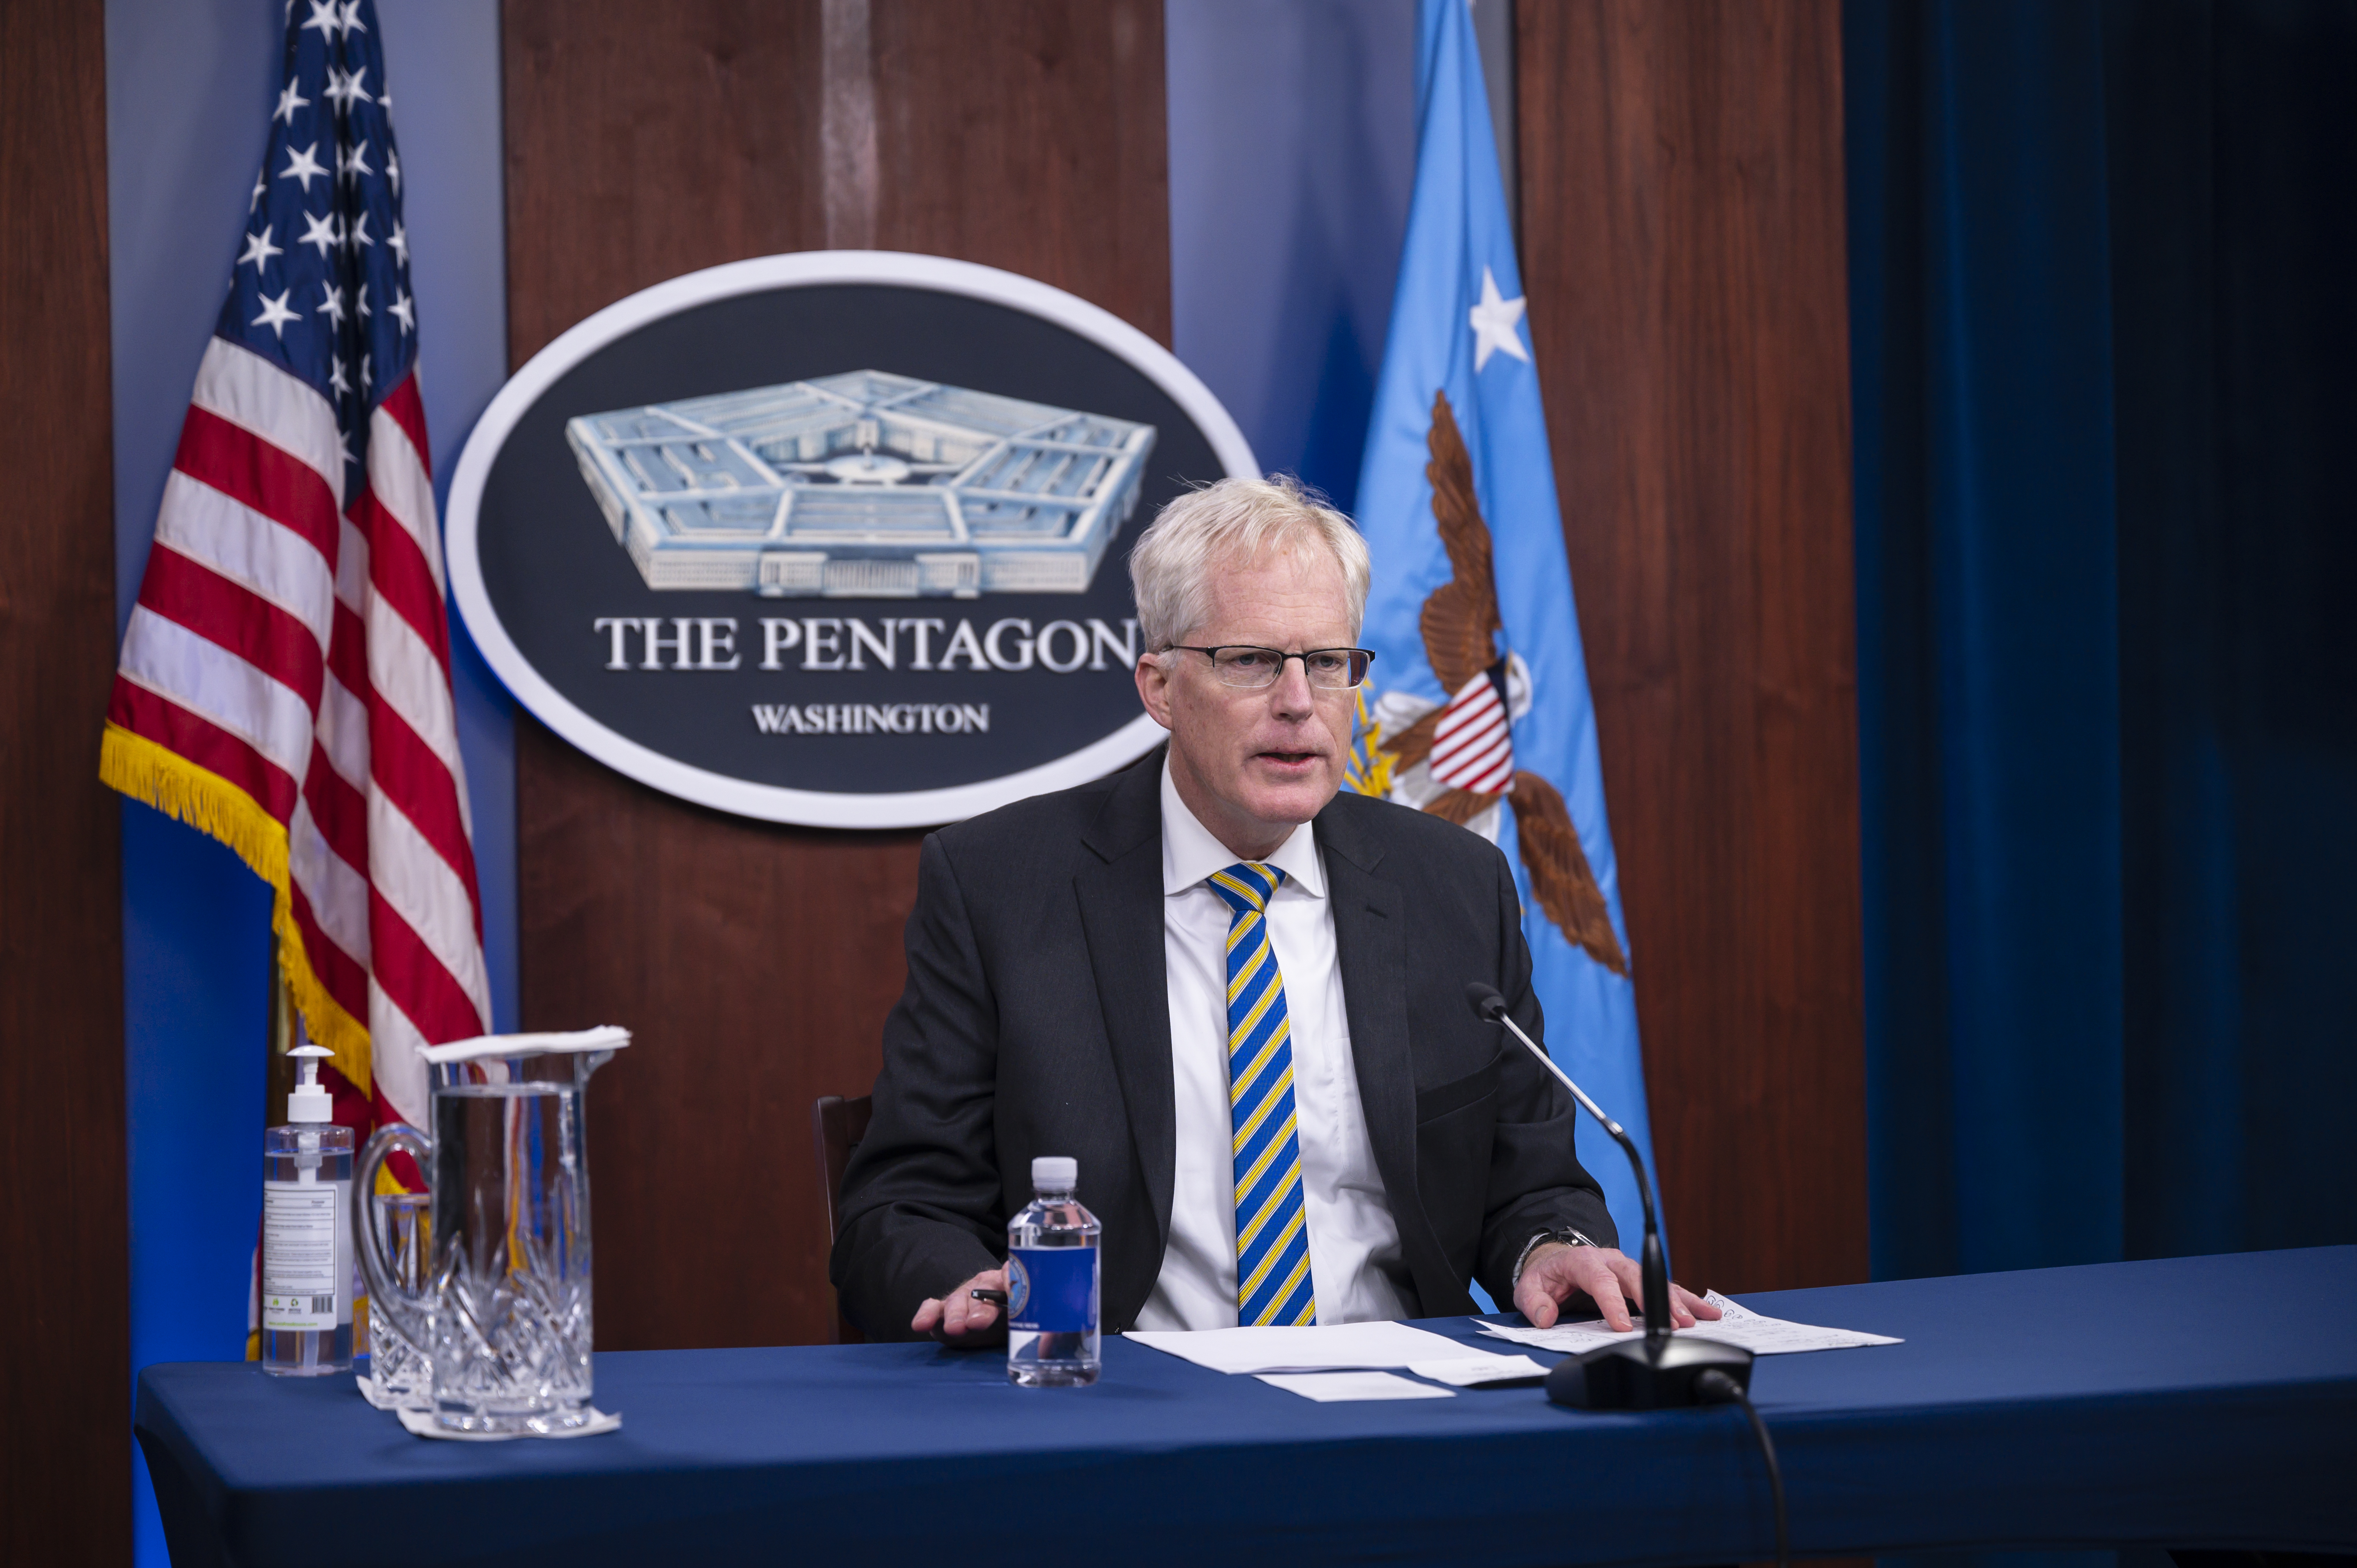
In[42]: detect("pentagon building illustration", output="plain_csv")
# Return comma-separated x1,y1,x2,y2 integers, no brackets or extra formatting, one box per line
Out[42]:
565,371,1158,598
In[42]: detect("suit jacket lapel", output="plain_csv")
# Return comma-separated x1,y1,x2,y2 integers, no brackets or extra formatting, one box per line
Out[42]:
1075,756,1176,1262
1319,797,1465,1312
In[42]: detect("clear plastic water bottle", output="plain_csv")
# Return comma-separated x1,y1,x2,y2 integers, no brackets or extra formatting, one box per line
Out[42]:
1006,1156,1101,1386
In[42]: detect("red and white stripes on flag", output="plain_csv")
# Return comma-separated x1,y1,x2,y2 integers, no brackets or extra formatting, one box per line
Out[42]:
102,338,489,1132
1428,669,1516,795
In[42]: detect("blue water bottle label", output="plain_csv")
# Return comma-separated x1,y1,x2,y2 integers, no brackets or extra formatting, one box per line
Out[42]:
1007,1247,1098,1334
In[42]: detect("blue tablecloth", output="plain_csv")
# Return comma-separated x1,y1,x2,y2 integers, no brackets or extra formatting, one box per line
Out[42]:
136,1247,2356,1568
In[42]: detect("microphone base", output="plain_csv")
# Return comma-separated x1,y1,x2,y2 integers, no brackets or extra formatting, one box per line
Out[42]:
1545,1334,1756,1410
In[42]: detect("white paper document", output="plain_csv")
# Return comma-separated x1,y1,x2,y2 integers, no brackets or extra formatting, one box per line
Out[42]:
1405,1353,1549,1387
1475,1290,1903,1356
1256,1371,1458,1402
1125,1319,1479,1374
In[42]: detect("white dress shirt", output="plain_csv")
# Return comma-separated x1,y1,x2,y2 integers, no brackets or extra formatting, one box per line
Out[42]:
1133,761,1415,1330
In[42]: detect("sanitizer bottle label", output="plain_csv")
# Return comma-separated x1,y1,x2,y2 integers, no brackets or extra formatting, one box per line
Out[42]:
1007,1247,1098,1334
262,1180,349,1331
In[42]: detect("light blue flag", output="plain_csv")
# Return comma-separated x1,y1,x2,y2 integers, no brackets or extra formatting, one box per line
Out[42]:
1351,0,1655,1259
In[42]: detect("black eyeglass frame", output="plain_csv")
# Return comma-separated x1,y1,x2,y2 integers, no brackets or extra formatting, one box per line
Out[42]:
1161,645,1378,690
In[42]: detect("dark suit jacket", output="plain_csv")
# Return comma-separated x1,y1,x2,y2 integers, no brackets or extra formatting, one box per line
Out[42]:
829,747,1617,1339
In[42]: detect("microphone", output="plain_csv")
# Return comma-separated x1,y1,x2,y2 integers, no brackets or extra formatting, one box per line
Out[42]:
1466,980,1753,1410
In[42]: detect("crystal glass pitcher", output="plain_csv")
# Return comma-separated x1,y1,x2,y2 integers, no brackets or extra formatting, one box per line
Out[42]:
355,1028,627,1436
359,1191,431,1411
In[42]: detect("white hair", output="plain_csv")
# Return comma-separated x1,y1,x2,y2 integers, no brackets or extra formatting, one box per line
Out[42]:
1126,474,1372,652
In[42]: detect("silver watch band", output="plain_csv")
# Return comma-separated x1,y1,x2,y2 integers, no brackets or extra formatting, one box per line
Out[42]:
1509,1227,1597,1289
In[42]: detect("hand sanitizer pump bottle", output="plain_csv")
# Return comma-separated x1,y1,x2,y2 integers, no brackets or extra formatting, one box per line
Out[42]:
261,1044,354,1375
1006,1156,1101,1386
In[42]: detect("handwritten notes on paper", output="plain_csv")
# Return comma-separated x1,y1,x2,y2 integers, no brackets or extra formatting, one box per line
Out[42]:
1474,1291,1902,1357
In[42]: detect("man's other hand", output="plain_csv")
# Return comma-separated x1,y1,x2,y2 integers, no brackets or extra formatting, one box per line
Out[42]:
1511,1243,1721,1333
912,1267,1008,1346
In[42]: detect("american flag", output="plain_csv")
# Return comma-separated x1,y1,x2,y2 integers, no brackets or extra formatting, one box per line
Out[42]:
101,0,488,1142
1428,667,1516,795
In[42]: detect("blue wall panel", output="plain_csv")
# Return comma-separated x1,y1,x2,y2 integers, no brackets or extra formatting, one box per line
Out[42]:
1167,0,1417,509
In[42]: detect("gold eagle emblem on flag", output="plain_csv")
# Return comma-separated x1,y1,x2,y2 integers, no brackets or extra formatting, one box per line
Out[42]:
1356,391,1628,977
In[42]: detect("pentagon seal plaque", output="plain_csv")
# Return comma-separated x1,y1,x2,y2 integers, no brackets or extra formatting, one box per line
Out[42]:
448,252,1255,828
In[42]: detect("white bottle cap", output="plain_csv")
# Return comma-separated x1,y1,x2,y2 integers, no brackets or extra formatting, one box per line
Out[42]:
1032,1156,1078,1190
286,1044,334,1123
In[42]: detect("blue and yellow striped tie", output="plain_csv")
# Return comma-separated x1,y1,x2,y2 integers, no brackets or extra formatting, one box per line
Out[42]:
1208,862,1317,1327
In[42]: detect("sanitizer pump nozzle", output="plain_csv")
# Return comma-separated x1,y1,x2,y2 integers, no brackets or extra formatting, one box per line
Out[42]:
261,1041,356,1375
286,1044,334,1124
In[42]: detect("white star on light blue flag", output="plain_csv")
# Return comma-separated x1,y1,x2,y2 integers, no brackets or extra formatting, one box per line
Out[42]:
1467,267,1529,371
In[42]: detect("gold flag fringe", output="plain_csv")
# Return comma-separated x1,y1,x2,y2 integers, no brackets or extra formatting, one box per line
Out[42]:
100,722,373,1095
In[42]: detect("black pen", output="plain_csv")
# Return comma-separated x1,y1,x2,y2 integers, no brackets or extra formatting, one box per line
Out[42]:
969,1288,1009,1305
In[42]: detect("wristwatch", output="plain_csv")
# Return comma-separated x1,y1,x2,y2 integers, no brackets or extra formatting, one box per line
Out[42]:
1510,1227,1598,1289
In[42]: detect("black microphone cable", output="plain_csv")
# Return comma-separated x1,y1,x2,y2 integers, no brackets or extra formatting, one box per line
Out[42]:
1694,1368,1786,1568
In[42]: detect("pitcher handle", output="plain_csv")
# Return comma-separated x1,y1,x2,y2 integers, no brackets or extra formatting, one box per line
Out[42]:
354,1124,430,1360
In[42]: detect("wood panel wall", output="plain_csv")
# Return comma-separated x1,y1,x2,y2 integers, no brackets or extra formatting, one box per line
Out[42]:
0,0,129,1557
1518,1,1869,1294
505,0,1862,1342
502,0,1168,1350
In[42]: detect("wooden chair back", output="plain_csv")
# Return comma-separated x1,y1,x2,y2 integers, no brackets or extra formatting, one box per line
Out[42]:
811,1093,873,1344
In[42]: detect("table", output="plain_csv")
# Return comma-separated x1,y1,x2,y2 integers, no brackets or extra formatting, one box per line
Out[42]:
136,1247,2357,1568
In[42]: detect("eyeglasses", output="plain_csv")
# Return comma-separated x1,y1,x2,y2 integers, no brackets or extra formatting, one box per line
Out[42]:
1164,645,1376,690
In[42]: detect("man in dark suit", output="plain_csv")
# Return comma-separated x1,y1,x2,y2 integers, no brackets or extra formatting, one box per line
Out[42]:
832,475,1716,1342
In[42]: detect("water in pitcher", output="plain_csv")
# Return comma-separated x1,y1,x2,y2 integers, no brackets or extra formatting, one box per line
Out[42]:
426,1081,595,1430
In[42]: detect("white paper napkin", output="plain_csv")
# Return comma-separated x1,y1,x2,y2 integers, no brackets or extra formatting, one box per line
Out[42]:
392,1406,624,1441
354,1374,406,1411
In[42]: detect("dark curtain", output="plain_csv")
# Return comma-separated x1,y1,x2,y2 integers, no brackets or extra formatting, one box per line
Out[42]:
1846,0,2357,1287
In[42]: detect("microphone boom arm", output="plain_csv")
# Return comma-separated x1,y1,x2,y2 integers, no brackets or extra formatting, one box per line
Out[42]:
1463,986,1760,1433
1467,981,1669,1348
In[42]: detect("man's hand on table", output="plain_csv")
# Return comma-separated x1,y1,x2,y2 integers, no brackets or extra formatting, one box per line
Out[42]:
912,1267,1008,1346
1512,1243,1720,1333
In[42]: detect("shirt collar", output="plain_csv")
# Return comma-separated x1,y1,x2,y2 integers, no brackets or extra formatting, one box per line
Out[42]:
1161,756,1327,900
